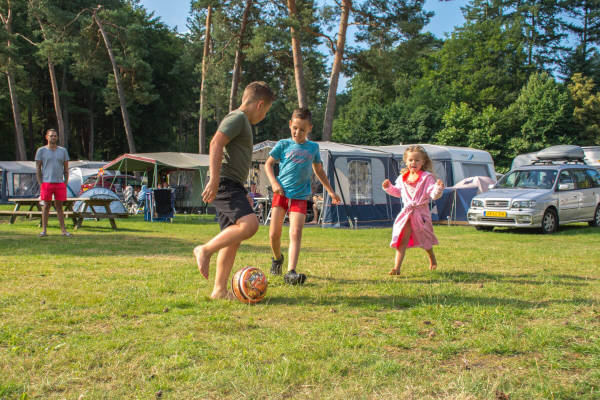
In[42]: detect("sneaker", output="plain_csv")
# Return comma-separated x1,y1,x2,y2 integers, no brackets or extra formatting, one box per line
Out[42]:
270,255,284,275
284,270,306,285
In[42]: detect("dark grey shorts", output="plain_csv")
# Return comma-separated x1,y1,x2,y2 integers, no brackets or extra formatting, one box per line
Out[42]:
212,178,254,230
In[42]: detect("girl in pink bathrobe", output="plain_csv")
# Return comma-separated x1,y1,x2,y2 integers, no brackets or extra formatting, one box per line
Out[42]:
382,145,444,275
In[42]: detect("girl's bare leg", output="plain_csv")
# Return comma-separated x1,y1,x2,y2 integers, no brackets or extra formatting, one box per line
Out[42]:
425,247,437,270
390,220,412,275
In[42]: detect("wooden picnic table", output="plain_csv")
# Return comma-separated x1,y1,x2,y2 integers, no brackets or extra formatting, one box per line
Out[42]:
0,197,126,230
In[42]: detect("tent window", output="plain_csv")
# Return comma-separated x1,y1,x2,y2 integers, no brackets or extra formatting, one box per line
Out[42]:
13,174,39,196
462,163,490,178
348,159,372,205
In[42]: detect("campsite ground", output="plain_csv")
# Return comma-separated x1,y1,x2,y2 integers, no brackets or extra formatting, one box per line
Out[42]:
0,214,599,399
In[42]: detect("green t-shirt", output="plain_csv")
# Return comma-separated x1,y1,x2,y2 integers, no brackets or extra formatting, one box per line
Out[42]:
218,110,253,184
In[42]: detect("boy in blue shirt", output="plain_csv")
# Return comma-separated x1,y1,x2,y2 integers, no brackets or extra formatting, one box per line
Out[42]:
265,108,341,284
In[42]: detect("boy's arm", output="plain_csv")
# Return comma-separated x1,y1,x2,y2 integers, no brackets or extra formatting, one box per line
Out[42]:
265,156,283,195
312,163,341,204
202,131,230,203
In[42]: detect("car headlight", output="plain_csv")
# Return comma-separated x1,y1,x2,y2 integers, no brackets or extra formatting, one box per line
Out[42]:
471,199,484,208
511,200,536,208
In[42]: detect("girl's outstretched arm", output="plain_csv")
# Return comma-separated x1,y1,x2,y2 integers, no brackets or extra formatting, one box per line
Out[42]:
382,178,402,198
426,176,444,200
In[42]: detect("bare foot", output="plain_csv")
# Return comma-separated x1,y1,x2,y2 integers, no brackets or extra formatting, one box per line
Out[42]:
210,290,236,300
307,219,318,224
429,263,437,271
193,245,210,279
388,268,401,275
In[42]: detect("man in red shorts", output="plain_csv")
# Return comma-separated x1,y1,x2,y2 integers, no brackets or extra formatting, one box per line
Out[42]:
35,129,71,237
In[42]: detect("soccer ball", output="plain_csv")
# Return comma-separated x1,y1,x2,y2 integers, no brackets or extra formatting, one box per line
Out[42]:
231,266,268,304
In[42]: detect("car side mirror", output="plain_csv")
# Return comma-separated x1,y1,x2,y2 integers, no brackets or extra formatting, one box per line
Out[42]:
488,184,495,189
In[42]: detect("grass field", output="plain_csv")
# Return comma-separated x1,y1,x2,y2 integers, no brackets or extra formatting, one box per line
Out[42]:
0,214,599,399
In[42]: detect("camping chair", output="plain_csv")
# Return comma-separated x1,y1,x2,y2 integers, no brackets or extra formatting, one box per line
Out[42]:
144,188,175,222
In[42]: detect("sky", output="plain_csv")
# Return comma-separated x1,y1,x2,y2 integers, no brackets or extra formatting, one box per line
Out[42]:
140,0,468,38
139,0,469,89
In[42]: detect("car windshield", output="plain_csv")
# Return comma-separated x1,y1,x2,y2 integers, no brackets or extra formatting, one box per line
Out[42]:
496,169,557,189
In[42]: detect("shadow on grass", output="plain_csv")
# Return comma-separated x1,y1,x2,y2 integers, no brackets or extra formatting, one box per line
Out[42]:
264,292,597,309
0,231,270,257
491,223,598,236
310,269,596,287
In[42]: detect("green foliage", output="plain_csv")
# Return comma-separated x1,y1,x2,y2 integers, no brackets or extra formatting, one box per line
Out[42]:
506,72,574,157
437,102,509,168
568,72,600,145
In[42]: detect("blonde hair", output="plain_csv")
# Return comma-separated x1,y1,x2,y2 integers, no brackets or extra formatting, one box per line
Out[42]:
400,145,434,175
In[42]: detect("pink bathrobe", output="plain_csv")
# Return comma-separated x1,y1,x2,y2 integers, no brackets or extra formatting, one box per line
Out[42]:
384,171,443,250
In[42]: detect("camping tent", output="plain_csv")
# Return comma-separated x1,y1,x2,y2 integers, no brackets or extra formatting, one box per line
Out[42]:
371,144,496,187
102,152,209,212
253,141,497,227
253,141,399,228
67,161,107,197
0,161,39,203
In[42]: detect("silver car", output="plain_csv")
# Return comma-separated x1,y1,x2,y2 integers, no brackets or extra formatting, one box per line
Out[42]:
467,164,600,233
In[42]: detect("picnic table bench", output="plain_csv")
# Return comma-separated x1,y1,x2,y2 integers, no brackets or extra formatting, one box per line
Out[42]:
0,197,127,230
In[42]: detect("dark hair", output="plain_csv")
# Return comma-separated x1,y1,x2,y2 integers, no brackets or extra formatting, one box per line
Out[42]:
291,107,312,124
242,81,275,104
45,128,58,136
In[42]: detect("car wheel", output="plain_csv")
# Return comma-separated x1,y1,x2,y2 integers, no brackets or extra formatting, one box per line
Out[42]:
540,209,558,234
589,204,600,227
475,225,494,231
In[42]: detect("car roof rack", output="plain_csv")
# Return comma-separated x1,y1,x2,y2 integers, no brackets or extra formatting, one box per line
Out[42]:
530,158,586,165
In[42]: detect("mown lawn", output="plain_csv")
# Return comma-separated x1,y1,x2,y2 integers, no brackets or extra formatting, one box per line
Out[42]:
0,214,599,399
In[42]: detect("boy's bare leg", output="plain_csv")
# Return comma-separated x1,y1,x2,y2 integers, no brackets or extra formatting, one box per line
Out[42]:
287,211,305,271
211,242,240,299
390,221,412,275
425,248,437,270
194,213,259,279
268,206,286,259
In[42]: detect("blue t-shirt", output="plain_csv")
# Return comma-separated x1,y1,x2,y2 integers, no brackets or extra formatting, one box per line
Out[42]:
269,139,322,200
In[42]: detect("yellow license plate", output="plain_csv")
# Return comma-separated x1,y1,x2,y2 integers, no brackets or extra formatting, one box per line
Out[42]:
484,211,507,217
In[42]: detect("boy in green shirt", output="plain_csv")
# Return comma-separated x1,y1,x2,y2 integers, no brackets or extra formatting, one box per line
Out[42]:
194,81,275,299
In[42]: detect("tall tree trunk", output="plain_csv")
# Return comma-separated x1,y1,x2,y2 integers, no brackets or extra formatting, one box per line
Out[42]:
28,107,34,158
229,0,253,112
322,0,350,141
198,5,212,154
93,9,136,153
1,3,26,160
7,70,26,160
61,66,69,150
88,91,94,160
48,59,66,147
287,0,308,108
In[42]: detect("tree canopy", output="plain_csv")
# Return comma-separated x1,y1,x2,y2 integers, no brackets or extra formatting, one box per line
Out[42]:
1,0,599,171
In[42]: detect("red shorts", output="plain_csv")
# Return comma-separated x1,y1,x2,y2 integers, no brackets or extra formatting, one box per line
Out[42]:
40,182,67,202
272,193,307,215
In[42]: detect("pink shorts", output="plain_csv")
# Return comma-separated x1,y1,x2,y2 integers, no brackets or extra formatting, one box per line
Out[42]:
40,182,67,202
272,193,307,215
